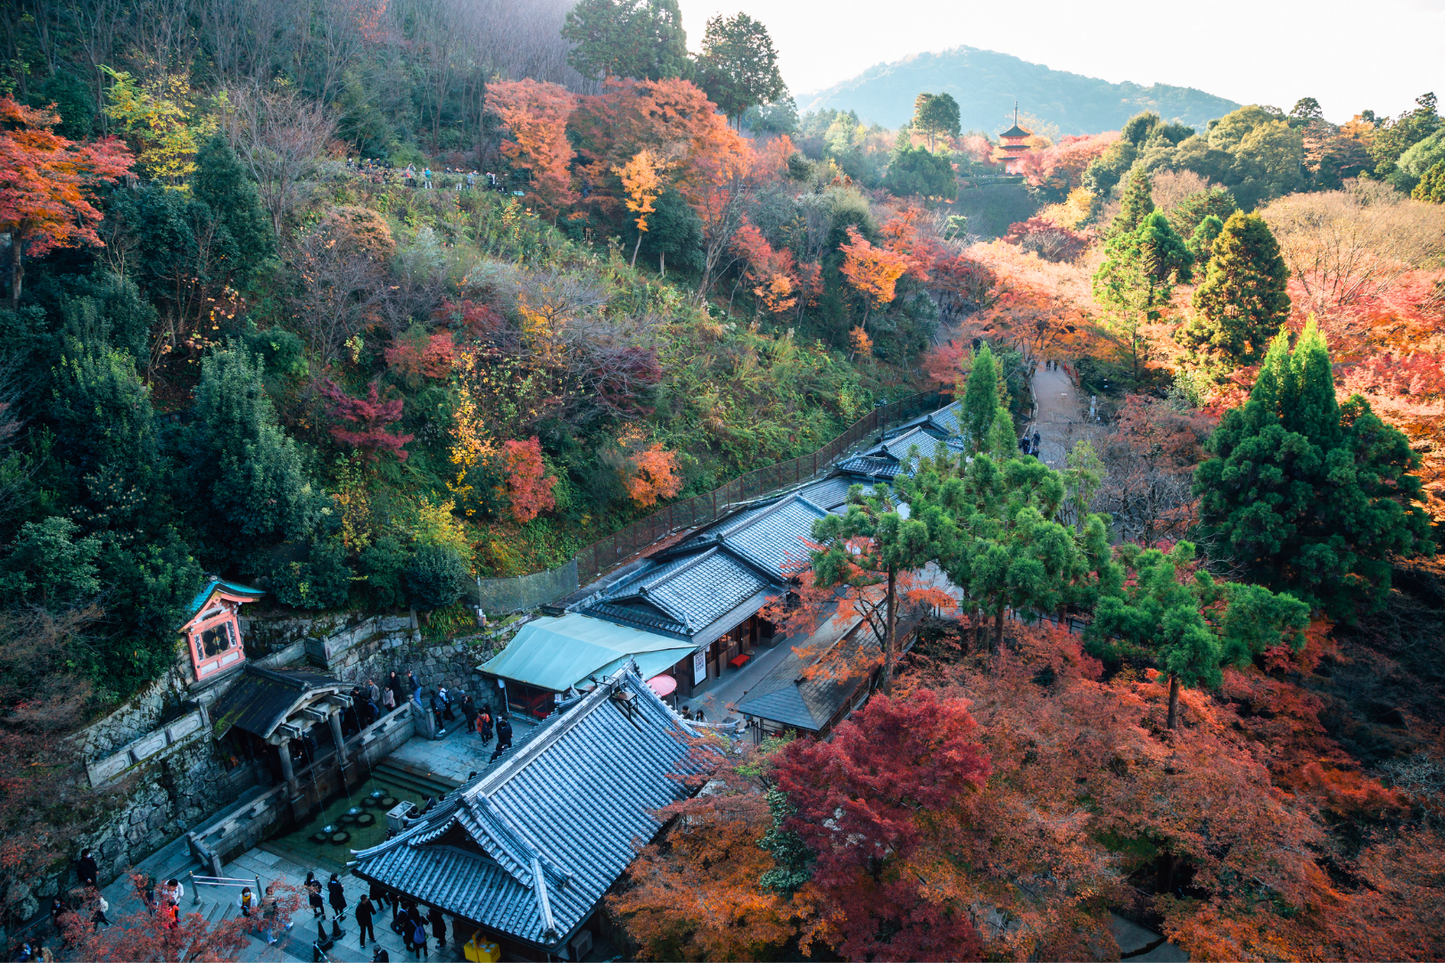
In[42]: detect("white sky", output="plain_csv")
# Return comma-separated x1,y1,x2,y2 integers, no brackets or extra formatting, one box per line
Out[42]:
681,0,1445,124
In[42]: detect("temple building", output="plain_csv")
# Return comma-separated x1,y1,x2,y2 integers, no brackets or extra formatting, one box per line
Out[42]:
999,104,1032,175
350,666,705,961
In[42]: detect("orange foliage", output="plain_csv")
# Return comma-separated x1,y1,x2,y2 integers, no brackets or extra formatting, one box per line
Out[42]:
847,325,872,361
967,239,1109,362
0,96,133,305
495,436,556,523
731,219,799,315
624,443,682,507
838,226,909,314
485,79,577,215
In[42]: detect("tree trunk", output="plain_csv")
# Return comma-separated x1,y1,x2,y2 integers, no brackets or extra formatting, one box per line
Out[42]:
630,232,642,269
659,250,665,278
1156,851,1175,895
882,566,897,695
1166,672,1180,729
993,605,1005,653
8,230,22,310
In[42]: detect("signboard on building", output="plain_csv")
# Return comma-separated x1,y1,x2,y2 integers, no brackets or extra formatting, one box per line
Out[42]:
692,648,707,687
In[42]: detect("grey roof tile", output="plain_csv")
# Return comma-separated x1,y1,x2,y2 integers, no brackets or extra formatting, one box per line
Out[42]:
352,669,706,952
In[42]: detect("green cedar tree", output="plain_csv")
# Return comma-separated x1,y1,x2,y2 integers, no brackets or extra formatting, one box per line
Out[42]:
1193,322,1434,618
1179,211,1290,367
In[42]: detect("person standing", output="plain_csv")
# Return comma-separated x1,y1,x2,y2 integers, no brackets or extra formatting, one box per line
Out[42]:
355,889,376,948
460,694,476,734
427,906,446,949
76,848,98,888
388,671,403,707
91,895,110,930
495,715,512,751
382,684,397,714
327,873,347,924
368,679,381,707
409,909,430,959
476,706,492,743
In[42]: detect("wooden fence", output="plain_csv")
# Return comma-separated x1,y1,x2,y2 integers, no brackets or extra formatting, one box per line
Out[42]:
572,390,944,585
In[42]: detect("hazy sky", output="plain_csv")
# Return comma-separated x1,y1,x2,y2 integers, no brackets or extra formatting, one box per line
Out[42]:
681,0,1445,124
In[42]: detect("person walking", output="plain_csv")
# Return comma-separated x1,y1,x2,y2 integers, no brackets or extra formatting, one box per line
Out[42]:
426,905,446,949
76,848,98,888
91,895,109,930
327,873,346,924
355,889,376,948
368,679,381,707
382,684,397,713
408,909,430,959
388,671,403,707
49,897,67,937
307,873,325,918
476,705,492,743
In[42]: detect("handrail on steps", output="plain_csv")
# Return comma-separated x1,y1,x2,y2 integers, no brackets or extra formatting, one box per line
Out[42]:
187,870,264,906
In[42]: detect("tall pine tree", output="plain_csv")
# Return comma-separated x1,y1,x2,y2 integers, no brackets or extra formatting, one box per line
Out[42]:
1194,321,1433,618
1093,211,1193,381
1179,211,1290,366
1109,166,1155,236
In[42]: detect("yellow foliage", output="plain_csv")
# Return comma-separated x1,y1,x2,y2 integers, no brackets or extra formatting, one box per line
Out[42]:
406,495,472,560
1039,187,1096,231
613,149,666,233
101,66,216,186
447,349,498,513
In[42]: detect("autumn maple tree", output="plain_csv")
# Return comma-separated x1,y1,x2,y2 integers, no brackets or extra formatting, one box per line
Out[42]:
65,874,303,963
0,96,133,308
614,148,666,267
496,436,557,524
318,378,415,463
838,225,909,330
485,79,577,215
773,690,993,961
623,442,682,507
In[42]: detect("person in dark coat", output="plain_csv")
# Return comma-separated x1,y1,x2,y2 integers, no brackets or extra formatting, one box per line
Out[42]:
354,891,376,948
408,908,430,959
327,873,346,922
76,848,98,888
389,671,404,706
460,694,476,733
427,905,446,947
495,715,512,750
372,947,391,963
307,873,324,918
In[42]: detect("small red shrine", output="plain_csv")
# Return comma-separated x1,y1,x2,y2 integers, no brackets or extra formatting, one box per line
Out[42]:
179,578,264,682
999,103,1032,175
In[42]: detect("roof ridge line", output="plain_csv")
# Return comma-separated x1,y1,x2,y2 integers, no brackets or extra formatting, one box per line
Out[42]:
468,671,624,798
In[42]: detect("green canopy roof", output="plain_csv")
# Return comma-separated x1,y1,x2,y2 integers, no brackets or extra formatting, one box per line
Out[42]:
480,613,697,692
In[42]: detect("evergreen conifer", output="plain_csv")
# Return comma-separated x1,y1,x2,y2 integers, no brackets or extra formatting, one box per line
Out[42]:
1179,211,1290,366
1194,322,1434,618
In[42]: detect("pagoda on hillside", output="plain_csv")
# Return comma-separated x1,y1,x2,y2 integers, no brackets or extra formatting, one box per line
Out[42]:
999,103,1032,175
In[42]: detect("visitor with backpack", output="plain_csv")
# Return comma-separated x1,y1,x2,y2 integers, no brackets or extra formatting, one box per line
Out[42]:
410,910,430,959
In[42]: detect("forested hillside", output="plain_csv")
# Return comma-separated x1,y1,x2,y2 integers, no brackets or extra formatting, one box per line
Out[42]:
797,45,1242,133
4,0,1445,958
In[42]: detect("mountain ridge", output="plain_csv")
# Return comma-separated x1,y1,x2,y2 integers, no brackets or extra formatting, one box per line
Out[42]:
796,45,1242,136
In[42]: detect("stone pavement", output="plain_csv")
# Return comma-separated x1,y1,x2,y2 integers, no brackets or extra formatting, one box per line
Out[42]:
1028,364,1097,470
390,711,543,786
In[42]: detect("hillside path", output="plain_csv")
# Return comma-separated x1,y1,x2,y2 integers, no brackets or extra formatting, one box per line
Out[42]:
1027,364,1097,469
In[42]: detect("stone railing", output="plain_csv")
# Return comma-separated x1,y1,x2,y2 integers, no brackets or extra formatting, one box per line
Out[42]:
85,707,209,788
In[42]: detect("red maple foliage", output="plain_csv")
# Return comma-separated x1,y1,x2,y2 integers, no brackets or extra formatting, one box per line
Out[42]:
496,436,556,524
1014,131,1119,196
64,874,303,962
384,328,455,384
318,378,414,462
774,690,993,961
0,96,133,307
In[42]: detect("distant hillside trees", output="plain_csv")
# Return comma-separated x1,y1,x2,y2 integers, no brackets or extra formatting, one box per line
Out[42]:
698,13,788,129
912,92,960,151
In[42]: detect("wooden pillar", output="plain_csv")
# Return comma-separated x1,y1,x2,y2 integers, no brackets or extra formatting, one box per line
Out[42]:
278,739,296,787
328,710,348,764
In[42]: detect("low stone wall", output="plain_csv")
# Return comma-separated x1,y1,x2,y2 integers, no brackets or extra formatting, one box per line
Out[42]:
84,707,208,788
